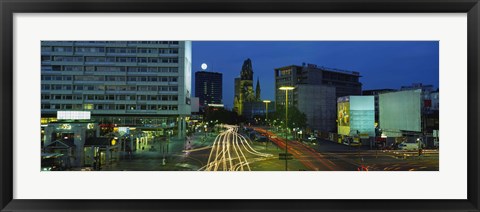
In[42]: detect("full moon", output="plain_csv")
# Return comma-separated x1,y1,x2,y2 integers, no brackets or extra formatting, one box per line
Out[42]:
201,63,208,70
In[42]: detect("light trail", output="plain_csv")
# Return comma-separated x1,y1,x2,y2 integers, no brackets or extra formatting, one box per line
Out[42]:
202,125,273,171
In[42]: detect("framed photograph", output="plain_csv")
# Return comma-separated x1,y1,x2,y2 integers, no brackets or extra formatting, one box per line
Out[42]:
1,0,479,211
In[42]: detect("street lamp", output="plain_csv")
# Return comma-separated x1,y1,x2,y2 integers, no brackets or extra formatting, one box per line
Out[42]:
263,100,271,150
279,86,295,171
204,125,207,141
263,100,271,126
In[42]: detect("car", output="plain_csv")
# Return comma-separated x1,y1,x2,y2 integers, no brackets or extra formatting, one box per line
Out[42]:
350,141,362,147
397,142,420,151
307,135,317,142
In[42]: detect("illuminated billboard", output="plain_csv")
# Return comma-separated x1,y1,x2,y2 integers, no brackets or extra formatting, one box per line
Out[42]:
338,100,350,126
338,96,375,136
337,97,351,135
57,111,91,120
379,89,422,133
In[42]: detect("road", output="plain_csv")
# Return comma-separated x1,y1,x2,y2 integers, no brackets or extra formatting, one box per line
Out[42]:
255,128,357,171
254,127,439,171
201,125,273,171
102,125,438,171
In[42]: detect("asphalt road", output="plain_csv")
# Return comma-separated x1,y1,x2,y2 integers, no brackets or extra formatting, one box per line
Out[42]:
102,125,438,171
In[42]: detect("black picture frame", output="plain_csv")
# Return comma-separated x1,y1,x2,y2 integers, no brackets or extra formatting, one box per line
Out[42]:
1,0,479,211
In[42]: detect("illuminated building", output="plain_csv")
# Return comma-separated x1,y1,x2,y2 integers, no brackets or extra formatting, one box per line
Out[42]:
233,58,262,116
40,41,192,137
274,63,362,133
362,89,397,123
379,87,439,147
195,71,223,107
337,96,375,137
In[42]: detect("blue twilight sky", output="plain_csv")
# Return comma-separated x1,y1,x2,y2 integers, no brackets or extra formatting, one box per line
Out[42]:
191,41,439,109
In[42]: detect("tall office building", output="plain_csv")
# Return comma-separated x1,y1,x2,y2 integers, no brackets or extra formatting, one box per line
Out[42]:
41,41,192,137
275,63,362,106
194,71,223,107
274,63,362,133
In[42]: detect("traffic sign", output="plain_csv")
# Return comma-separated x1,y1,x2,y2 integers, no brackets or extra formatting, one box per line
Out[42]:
279,153,293,160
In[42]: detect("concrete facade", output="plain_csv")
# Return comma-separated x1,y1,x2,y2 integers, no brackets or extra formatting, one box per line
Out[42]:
274,63,362,133
41,41,192,138
296,85,336,132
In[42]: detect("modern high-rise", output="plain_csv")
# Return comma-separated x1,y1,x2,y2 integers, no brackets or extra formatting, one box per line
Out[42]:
194,71,223,107
41,41,192,137
275,63,362,106
274,63,362,133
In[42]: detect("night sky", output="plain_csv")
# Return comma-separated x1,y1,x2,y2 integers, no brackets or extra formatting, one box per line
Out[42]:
191,41,439,109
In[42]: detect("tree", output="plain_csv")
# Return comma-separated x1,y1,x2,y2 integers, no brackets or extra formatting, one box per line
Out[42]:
204,107,241,125
273,105,307,129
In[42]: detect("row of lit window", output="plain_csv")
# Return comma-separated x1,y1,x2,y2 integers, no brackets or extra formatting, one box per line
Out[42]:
41,84,179,92
41,75,178,82
42,94,178,101
41,46,179,54
41,56,179,64
41,103,179,111
41,65,179,73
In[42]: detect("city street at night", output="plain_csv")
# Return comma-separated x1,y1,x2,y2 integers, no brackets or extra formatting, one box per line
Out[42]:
40,41,439,172
99,125,438,171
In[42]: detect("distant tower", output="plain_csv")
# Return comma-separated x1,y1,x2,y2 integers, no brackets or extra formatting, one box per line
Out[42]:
234,58,256,115
255,77,261,101
241,58,254,80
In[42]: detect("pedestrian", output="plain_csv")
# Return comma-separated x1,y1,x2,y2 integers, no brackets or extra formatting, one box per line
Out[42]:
93,157,97,171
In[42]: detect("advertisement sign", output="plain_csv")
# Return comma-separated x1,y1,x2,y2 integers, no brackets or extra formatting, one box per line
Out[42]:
337,96,375,136
57,111,91,120
337,97,351,136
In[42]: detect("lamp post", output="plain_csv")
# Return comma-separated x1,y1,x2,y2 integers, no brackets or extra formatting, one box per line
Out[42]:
263,100,271,125
279,86,294,171
204,125,207,142
263,100,271,150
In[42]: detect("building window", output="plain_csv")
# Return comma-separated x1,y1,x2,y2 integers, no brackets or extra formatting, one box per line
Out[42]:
83,104,94,110
64,66,83,71
53,47,73,52
41,66,52,71
41,46,51,52
41,56,51,62
75,47,105,53
149,58,159,63
54,56,82,62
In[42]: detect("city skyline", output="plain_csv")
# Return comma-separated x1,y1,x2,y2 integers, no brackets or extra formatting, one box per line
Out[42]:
192,41,439,109
40,40,439,172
